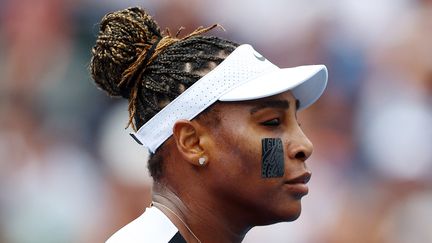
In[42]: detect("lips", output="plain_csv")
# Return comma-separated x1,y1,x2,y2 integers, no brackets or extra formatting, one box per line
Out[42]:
285,171,312,184
283,171,312,197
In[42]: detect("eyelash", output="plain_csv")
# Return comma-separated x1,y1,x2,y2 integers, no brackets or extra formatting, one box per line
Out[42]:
261,118,302,127
261,118,281,126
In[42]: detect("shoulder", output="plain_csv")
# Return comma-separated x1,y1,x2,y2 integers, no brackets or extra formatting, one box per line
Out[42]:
106,206,180,243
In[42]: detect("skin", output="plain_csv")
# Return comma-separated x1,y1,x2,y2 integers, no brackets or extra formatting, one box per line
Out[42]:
152,91,313,243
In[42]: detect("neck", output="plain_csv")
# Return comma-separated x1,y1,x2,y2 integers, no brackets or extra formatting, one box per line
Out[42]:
152,182,250,243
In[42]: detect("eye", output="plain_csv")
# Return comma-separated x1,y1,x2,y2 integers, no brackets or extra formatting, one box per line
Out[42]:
261,118,280,126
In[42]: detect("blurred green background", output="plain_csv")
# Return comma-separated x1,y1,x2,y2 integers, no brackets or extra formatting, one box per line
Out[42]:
1,0,431,242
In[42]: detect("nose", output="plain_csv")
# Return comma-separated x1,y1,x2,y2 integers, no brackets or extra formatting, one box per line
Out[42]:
287,128,313,162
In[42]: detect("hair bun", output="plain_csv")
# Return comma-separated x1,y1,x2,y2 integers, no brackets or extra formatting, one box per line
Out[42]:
90,7,162,98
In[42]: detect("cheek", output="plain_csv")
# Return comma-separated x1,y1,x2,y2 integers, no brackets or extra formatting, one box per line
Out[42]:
211,125,260,176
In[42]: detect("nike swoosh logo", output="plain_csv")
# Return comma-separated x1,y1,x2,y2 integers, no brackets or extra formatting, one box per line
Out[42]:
253,52,266,61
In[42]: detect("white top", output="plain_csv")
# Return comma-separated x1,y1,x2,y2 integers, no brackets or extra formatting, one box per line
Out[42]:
106,207,185,243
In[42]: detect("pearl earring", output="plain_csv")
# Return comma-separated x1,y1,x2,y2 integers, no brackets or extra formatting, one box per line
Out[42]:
198,157,206,166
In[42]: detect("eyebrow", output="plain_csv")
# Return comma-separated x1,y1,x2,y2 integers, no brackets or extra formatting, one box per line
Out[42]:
250,99,300,114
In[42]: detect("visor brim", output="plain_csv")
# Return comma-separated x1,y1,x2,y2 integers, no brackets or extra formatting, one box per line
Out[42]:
219,65,328,110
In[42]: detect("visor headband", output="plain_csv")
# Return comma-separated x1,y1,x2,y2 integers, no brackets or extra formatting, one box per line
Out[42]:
131,44,278,152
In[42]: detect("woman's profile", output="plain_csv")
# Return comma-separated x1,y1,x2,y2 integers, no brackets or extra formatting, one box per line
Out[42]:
90,7,328,243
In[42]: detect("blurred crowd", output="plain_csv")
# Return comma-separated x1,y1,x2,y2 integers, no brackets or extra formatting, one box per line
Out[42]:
0,0,431,242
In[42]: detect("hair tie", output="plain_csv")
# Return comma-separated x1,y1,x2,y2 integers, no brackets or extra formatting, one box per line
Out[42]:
141,36,162,70
118,36,163,98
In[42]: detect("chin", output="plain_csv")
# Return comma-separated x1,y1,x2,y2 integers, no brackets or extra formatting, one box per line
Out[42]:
286,208,302,221
258,202,303,226
278,197,303,220
277,206,302,222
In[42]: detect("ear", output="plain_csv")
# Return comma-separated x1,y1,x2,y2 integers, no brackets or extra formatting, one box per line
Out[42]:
172,119,209,166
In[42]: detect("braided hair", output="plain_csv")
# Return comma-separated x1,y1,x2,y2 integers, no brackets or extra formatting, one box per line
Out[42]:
90,7,239,180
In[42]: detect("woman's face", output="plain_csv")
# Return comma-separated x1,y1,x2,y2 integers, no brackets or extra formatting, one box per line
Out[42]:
203,91,313,225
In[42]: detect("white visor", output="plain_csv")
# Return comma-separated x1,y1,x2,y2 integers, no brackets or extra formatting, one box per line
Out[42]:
131,44,328,153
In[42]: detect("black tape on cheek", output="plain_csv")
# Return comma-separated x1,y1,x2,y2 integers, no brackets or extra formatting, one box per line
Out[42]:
261,138,285,178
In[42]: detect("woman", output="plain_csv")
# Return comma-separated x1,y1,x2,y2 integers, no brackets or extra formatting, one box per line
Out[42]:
90,7,328,243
